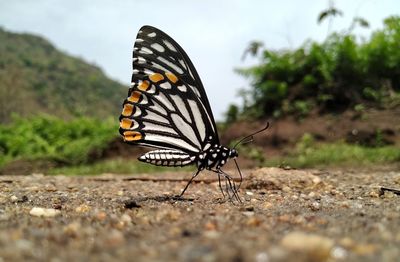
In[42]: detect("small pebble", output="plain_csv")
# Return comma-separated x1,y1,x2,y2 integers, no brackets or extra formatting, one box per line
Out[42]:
308,192,316,198
120,214,132,224
312,177,322,184
75,204,91,213
10,195,18,202
29,207,61,217
96,211,107,221
242,211,255,217
310,202,321,211
104,229,125,247
369,191,379,198
331,246,347,259
280,232,334,261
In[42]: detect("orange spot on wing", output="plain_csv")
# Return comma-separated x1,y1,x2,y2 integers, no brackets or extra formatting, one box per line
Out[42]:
165,72,178,83
138,80,150,91
123,131,142,141
120,118,133,129
122,104,133,116
149,73,164,83
127,91,141,103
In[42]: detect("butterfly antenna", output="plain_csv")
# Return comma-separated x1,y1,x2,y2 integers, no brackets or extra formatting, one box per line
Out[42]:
233,122,270,149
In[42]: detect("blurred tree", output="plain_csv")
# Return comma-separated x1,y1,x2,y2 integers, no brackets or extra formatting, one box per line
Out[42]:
234,15,400,120
225,104,239,124
318,0,343,36
242,41,264,61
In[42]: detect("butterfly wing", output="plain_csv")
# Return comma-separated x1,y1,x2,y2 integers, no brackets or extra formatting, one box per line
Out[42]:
119,25,219,161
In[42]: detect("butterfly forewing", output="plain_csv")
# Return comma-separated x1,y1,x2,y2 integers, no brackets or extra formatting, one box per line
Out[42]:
119,25,220,166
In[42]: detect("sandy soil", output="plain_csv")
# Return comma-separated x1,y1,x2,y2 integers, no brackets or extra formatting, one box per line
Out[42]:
0,167,399,262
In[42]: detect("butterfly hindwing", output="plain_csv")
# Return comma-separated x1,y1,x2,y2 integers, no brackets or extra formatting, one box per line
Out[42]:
119,26,219,164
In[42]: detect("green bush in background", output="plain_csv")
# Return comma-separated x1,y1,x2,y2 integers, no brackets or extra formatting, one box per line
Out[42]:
234,16,400,120
0,115,117,167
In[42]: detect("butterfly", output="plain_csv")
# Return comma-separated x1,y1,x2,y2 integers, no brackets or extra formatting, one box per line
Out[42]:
119,25,268,201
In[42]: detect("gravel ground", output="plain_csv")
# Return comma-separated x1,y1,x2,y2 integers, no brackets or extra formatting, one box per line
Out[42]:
0,167,399,262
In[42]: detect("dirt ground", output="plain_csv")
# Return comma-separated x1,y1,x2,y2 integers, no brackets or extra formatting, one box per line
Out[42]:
1,166,399,262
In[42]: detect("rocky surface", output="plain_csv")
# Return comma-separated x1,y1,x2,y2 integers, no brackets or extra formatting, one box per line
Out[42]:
0,167,399,261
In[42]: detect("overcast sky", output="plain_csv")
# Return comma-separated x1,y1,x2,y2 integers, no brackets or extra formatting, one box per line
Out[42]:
0,0,398,120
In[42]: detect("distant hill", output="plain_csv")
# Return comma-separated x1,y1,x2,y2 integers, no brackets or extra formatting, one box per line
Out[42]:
0,27,127,123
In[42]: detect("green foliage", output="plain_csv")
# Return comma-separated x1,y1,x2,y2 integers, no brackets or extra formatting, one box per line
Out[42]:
0,115,117,167
235,16,400,120
0,28,126,123
266,135,400,168
48,158,194,175
225,104,239,124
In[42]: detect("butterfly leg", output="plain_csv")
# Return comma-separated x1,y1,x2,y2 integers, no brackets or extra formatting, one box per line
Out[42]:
233,159,243,190
212,169,241,203
179,169,201,197
219,169,242,203
217,172,226,199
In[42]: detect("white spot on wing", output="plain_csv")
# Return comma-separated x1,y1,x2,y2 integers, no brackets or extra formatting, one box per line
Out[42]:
156,92,174,111
142,110,169,124
160,82,172,89
163,40,177,52
148,32,156,37
171,95,191,123
142,121,177,135
133,107,141,117
157,56,184,74
144,134,199,153
149,100,167,115
151,43,165,52
179,59,187,69
171,113,200,149
178,85,187,92
188,100,206,142
151,62,170,73
189,85,201,97
139,47,153,54
136,56,147,64
139,93,148,104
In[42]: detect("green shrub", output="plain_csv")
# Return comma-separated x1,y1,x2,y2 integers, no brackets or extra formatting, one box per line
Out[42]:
234,16,400,120
0,115,117,167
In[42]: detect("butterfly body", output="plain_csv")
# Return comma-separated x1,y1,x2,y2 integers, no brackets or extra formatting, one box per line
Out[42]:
197,145,238,171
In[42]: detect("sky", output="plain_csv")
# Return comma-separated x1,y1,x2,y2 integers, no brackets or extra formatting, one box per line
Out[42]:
0,0,398,120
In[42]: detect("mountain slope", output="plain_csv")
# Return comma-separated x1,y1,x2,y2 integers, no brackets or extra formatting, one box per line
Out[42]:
0,27,127,123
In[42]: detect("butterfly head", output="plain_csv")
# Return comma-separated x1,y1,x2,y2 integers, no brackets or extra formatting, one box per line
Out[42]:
229,148,238,159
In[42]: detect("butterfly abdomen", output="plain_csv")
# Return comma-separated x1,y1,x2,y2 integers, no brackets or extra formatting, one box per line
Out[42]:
139,149,195,167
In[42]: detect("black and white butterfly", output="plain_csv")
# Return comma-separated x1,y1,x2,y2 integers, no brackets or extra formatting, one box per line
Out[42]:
119,25,268,200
